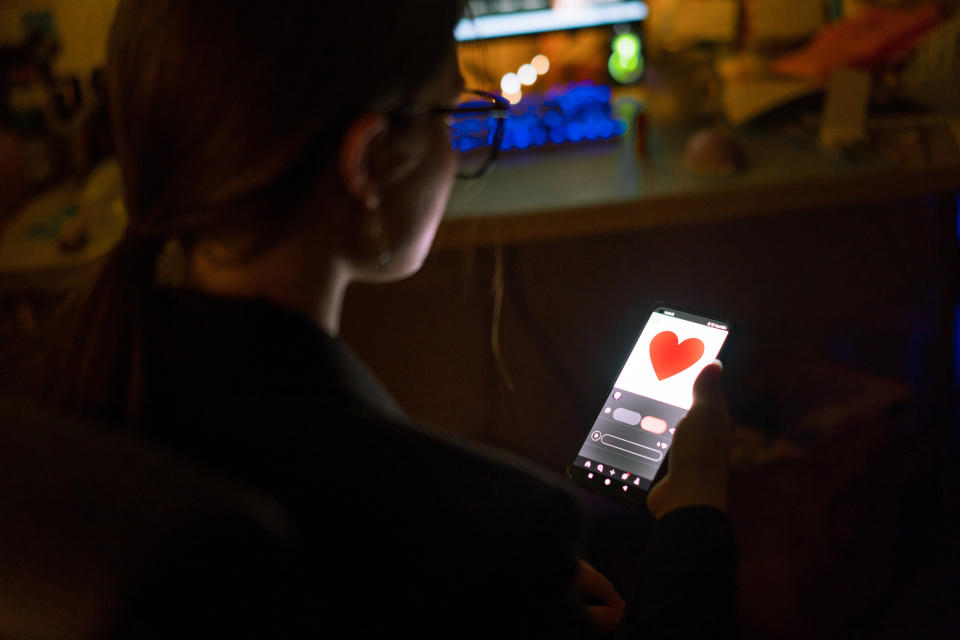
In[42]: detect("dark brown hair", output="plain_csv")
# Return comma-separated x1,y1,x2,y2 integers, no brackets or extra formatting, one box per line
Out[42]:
13,0,465,424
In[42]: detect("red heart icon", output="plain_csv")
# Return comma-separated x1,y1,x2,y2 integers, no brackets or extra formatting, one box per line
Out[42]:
649,331,705,381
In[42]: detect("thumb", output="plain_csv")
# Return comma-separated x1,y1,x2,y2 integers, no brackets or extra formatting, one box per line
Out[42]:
692,360,725,409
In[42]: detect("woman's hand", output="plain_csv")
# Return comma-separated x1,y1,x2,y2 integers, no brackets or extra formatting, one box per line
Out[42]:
575,558,626,632
645,361,732,519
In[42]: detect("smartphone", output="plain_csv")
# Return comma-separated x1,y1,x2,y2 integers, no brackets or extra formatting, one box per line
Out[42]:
568,304,732,505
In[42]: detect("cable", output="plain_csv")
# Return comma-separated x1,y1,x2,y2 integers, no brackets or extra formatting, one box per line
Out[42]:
490,242,516,391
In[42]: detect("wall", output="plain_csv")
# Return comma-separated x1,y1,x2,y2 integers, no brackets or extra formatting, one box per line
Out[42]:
0,0,118,76
50,0,118,75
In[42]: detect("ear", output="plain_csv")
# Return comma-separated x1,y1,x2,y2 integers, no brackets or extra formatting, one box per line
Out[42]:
338,114,388,206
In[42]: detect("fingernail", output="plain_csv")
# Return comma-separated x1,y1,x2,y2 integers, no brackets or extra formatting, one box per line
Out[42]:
712,358,724,370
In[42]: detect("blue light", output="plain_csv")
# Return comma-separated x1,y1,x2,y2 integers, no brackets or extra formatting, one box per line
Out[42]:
457,138,481,152
455,81,625,154
514,129,532,149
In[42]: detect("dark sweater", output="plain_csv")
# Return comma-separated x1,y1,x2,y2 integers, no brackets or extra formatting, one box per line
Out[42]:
136,288,737,638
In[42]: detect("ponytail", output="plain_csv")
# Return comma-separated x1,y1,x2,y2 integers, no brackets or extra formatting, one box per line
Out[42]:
19,231,165,426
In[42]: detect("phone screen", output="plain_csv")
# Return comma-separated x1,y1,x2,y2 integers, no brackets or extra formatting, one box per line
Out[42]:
570,306,730,502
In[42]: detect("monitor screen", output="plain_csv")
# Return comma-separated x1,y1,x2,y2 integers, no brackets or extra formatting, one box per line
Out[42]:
456,1,648,41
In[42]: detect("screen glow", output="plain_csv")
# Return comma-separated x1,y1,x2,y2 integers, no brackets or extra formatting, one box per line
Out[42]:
614,311,728,410
455,1,649,41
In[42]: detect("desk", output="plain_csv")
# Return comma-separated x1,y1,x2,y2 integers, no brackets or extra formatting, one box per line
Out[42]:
440,114,960,247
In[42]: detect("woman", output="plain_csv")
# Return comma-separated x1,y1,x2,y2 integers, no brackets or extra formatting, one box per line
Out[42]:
19,1,736,635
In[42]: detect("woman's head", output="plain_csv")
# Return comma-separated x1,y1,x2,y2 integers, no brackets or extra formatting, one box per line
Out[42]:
108,0,465,284
14,1,468,422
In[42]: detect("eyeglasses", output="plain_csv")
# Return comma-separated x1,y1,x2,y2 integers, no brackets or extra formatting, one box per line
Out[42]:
431,90,510,179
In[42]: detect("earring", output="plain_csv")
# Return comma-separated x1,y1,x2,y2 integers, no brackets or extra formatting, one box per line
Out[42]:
363,210,392,270
378,245,392,269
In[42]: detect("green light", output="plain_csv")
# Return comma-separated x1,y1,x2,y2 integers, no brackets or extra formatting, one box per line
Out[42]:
608,33,643,84
619,55,640,72
614,33,639,59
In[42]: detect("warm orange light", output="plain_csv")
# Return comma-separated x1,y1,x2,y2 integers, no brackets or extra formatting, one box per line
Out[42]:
503,90,523,105
531,54,550,75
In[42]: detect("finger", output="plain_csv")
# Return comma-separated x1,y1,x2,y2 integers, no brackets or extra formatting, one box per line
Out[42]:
690,363,731,421
692,361,724,403
672,361,732,452
577,560,625,609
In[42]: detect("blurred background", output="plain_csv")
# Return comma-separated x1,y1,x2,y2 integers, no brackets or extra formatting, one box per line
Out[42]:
1,1,959,637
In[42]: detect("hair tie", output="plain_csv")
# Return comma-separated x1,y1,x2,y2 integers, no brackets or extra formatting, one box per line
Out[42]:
111,229,182,286
155,237,187,287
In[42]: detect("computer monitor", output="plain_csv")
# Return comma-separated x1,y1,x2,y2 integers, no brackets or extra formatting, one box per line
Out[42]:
456,1,648,41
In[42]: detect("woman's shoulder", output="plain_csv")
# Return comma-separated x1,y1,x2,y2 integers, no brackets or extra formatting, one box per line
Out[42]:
143,287,402,417
138,288,585,540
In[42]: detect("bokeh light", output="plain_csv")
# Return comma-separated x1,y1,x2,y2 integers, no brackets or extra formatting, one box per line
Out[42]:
503,90,523,105
532,54,550,75
500,72,522,95
609,32,644,84
615,32,639,59
518,63,538,86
